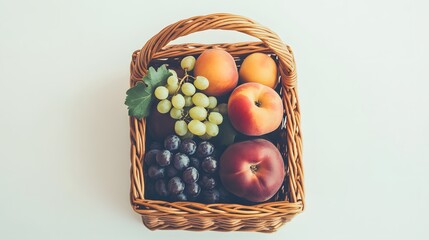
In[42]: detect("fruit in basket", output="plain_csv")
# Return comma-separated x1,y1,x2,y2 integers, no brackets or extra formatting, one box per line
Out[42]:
201,156,218,174
179,139,197,155
154,86,169,100
173,153,190,171
171,94,185,109
204,121,219,137
188,120,206,136
166,165,178,178
185,182,201,198
149,63,222,139
239,53,278,88
201,189,220,204
156,150,172,167
189,106,207,121
181,56,196,71
172,193,188,201
168,177,185,195
144,149,159,165
208,112,223,125
144,136,220,203
182,167,199,184
219,139,285,202
174,120,188,136
164,135,181,152
196,141,214,157
181,82,196,96
194,49,238,96
228,82,283,136
157,99,172,114
147,165,165,180
155,179,168,197
200,175,217,190
194,76,209,90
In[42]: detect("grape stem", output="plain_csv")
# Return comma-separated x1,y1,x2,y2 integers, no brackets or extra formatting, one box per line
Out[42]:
174,70,192,95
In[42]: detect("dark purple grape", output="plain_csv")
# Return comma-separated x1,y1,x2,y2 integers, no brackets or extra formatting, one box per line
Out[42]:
168,177,185,195
149,142,162,150
154,179,168,197
201,156,217,174
173,153,190,171
166,165,178,178
200,175,216,190
197,141,214,157
156,150,172,167
172,193,187,201
185,182,201,198
179,139,197,155
144,149,159,165
182,167,199,184
201,189,220,203
164,135,181,152
147,165,165,179
189,157,201,171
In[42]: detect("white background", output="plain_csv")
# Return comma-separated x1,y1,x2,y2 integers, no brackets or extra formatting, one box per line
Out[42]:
1,0,428,239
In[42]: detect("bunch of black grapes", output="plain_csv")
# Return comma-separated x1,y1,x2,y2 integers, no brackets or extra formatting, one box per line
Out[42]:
144,134,230,203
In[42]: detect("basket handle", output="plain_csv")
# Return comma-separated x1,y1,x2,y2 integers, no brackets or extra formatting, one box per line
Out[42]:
132,13,297,88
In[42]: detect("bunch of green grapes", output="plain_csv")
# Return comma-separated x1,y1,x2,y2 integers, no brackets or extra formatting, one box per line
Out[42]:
154,56,223,139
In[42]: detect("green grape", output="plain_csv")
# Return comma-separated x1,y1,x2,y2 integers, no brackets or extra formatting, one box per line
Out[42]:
184,96,193,107
217,103,228,115
208,112,223,125
199,133,212,140
171,94,185,109
157,99,171,114
188,120,206,136
211,107,219,112
181,56,196,71
167,83,179,95
170,108,183,119
154,86,168,100
181,82,196,96
182,130,194,139
194,76,209,90
168,69,177,78
207,96,217,109
189,106,207,121
192,92,209,107
174,120,188,136
167,75,179,86
204,121,219,137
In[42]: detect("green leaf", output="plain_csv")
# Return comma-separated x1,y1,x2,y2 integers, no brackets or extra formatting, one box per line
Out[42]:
125,65,171,119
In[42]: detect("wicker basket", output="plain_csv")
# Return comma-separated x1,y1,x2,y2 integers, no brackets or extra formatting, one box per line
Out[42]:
129,13,304,233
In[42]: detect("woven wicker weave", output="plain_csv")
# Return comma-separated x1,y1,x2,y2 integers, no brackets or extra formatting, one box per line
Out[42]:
129,13,304,233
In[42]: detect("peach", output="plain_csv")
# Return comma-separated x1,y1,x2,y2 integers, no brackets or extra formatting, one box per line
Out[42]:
228,83,283,136
194,49,238,96
239,53,278,88
220,139,285,202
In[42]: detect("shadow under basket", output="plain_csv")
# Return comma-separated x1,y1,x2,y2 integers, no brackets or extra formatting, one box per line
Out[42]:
129,13,304,233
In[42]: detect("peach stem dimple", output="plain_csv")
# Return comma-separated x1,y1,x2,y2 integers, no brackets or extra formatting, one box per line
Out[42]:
250,164,258,174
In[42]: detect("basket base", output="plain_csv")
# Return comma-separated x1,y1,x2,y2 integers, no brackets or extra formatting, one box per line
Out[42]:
141,215,293,233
